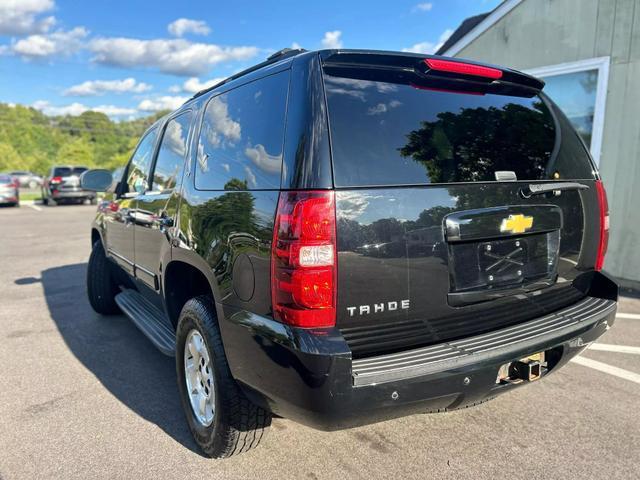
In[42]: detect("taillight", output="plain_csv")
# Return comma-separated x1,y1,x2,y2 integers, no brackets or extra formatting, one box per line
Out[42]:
271,191,337,328
595,180,609,271
424,58,503,79
50,176,62,184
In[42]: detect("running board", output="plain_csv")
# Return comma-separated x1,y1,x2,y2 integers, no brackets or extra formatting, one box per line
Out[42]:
115,289,176,356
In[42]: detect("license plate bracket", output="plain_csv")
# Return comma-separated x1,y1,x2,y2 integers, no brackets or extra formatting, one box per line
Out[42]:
448,230,560,294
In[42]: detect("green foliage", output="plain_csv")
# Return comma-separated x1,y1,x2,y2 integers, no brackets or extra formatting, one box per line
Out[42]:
0,103,169,175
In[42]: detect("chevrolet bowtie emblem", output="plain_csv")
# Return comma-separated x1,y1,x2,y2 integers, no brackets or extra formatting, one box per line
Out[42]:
500,214,534,234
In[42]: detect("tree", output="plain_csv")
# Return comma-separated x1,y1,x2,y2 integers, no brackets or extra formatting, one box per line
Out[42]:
56,138,94,166
0,142,21,171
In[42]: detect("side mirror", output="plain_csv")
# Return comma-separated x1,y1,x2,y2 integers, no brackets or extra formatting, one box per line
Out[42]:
80,169,113,191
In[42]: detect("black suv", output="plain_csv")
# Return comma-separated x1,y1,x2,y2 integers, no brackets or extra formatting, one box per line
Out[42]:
81,49,618,458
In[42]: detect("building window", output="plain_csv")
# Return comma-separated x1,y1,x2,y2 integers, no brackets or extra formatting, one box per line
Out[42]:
526,57,610,166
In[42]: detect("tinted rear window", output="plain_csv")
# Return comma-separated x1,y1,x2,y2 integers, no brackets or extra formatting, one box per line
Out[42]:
53,167,87,177
195,71,289,191
324,74,595,187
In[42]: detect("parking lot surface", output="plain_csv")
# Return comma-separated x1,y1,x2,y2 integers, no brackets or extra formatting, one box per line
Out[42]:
1,204,639,480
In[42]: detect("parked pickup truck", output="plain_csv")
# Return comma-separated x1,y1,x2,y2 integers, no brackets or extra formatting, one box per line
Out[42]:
80,48,618,458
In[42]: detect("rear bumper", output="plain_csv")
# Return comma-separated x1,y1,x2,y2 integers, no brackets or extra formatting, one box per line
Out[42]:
0,192,18,203
50,189,95,199
220,278,617,430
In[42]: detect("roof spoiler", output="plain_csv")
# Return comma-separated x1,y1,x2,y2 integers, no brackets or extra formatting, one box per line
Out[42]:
320,50,544,93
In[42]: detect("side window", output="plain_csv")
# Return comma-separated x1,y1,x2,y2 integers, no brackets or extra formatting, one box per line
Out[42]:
151,111,193,193
195,70,289,190
126,128,158,194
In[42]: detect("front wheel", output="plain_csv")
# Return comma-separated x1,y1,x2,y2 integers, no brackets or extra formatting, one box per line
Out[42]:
176,296,271,458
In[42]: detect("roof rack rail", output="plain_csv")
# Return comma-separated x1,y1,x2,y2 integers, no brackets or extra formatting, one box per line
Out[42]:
188,48,306,102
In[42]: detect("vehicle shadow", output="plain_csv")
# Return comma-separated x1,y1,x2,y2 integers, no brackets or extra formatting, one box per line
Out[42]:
22,263,203,455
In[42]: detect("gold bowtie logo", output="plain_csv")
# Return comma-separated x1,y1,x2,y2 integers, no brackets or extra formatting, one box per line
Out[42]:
500,214,534,234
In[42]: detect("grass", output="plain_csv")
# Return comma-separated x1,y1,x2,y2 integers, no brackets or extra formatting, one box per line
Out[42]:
19,191,43,202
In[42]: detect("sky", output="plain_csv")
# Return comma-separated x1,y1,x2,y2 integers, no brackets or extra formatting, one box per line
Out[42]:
0,0,500,120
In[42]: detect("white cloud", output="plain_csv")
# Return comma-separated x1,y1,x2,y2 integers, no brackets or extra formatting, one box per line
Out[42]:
291,42,302,49
321,30,342,49
168,18,211,37
137,95,189,112
412,2,433,12
244,144,282,174
402,28,453,54
90,37,259,76
243,165,257,188
93,105,138,117
336,192,384,221
202,96,241,147
63,77,152,96
12,27,88,58
0,0,56,36
367,100,402,116
173,76,225,94
164,120,187,156
32,100,136,117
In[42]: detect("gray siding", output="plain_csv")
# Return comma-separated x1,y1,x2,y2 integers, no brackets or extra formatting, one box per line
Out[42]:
453,0,640,284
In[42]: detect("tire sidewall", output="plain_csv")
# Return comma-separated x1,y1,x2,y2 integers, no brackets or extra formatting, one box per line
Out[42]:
175,304,224,452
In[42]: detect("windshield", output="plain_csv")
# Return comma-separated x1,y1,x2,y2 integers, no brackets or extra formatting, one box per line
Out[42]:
53,167,88,177
324,73,595,187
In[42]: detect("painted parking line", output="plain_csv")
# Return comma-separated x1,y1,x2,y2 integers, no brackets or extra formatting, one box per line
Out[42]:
26,203,42,211
589,343,640,355
617,313,640,320
571,356,640,385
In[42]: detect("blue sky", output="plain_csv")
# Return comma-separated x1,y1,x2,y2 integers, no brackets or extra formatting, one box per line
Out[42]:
0,0,500,119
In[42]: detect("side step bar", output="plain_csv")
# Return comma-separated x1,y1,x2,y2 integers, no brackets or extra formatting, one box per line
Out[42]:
115,289,176,356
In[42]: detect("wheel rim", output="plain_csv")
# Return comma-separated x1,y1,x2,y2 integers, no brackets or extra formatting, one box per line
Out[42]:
184,329,215,426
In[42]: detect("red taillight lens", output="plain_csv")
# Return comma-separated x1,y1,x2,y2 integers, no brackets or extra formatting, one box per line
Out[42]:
50,176,62,184
424,58,503,79
271,191,336,328
595,180,609,271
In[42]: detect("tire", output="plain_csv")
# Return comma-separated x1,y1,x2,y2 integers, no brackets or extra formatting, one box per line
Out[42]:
176,296,271,458
90,196,97,205
86,241,121,314
28,180,37,189
42,196,48,205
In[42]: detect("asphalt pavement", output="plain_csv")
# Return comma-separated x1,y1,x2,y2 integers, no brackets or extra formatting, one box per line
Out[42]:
1,203,639,480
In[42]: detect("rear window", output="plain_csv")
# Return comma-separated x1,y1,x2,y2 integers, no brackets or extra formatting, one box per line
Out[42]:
53,167,88,177
0,175,13,184
324,74,595,187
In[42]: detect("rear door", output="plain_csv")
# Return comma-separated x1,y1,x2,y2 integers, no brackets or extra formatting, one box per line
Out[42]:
322,53,602,358
133,111,192,291
104,128,158,275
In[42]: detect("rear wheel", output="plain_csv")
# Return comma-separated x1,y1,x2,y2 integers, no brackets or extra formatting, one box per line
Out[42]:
87,241,120,314
176,296,271,458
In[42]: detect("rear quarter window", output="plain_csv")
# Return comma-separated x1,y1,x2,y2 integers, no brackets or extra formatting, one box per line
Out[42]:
195,70,289,191
323,74,595,187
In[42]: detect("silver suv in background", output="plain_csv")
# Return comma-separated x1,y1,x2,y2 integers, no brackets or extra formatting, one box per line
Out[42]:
8,170,43,189
0,174,19,207
42,166,97,206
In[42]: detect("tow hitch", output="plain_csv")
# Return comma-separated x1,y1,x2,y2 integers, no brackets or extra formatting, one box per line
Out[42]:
497,352,545,384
